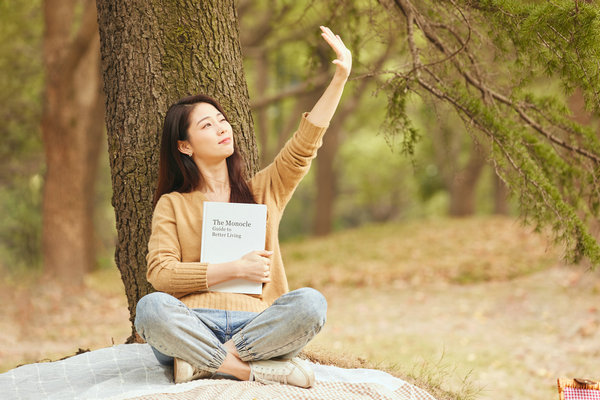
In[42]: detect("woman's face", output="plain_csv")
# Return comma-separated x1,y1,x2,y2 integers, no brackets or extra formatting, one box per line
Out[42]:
179,102,234,163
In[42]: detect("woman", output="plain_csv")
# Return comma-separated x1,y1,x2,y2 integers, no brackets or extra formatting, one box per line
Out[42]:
134,26,351,388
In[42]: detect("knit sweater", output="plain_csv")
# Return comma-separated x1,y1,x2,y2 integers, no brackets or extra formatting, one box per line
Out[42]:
146,113,328,313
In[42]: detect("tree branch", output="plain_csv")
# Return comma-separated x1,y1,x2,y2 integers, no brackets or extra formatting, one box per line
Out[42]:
412,68,566,224
250,72,330,110
396,0,600,164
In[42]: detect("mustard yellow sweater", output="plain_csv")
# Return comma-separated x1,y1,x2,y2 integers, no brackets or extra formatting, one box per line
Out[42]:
146,113,328,312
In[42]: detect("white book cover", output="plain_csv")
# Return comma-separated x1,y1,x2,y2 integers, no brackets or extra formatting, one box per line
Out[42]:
200,201,267,294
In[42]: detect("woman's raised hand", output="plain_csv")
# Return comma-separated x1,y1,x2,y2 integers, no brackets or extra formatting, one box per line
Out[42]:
320,26,352,80
305,26,351,127
237,250,273,283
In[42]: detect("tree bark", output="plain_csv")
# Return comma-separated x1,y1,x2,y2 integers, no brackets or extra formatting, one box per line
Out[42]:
493,171,509,215
96,0,256,339
42,0,104,284
430,116,487,217
568,88,593,127
448,145,486,216
449,146,485,217
314,121,340,236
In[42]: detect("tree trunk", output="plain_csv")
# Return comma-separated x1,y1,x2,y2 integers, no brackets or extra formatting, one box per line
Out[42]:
96,0,257,339
314,123,340,236
41,0,104,284
314,40,394,235
493,171,509,215
448,146,486,216
568,88,593,126
567,88,600,245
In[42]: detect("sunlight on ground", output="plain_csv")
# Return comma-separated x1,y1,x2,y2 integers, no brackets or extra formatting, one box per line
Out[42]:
283,216,560,288
306,270,600,400
1,216,598,400
0,268,130,373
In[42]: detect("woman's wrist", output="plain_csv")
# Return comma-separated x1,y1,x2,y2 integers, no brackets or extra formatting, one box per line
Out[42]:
332,72,349,84
228,259,242,280
206,259,242,287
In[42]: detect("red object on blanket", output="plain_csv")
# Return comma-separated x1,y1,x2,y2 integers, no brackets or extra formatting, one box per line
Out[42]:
563,387,600,399
558,378,600,400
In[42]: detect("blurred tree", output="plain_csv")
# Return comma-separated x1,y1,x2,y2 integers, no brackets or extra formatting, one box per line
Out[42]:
337,127,414,226
0,1,43,186
379,0,600,265
423,105,487,216
42,0,104,283
407,93,512,217
0,0,44,272
96,0,256,339
568,88,597,128
313,39,394,235
240,0,398,235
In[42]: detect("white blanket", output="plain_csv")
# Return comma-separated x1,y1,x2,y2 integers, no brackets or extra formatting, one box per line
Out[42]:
0,344,437,400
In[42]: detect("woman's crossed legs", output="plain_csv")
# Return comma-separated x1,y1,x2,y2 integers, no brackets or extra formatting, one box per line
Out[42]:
134,288,327,383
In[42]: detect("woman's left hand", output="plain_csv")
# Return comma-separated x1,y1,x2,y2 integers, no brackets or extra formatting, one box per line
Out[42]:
320,26,352,80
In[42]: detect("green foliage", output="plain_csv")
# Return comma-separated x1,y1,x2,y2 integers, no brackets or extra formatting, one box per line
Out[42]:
337,128,417,226
382,76,421,157
490,0,600,111
0,0,43,183
0,176,43,272
0,0,44,272
381,0,600,266
278,167,317,241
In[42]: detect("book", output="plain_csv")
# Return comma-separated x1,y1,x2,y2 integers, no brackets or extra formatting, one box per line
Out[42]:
200,201,267,294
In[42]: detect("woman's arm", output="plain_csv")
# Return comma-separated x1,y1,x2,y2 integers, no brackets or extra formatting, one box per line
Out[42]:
306,26,352,127
250,27,352,210
146,196,209,295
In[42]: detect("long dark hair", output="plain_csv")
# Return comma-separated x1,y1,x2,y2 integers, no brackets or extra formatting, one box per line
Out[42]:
153,94,256,206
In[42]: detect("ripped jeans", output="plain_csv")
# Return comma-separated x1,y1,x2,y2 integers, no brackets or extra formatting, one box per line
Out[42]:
134,288,327,373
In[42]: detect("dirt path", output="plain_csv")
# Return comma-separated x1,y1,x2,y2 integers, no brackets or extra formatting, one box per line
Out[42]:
307,264,600,399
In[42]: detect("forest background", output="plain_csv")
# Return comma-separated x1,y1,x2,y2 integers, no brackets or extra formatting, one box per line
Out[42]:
1,1,600,400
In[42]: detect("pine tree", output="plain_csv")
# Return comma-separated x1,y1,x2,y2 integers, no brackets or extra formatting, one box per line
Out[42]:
379,0,600,265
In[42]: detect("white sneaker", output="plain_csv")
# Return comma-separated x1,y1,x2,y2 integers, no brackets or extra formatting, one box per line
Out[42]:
173,358,212,384
249,357,315,388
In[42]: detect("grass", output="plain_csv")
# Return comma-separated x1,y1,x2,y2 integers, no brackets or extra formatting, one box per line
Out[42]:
280,215,571,399
302,346,481,400
283,215,560,288
2,215,576,400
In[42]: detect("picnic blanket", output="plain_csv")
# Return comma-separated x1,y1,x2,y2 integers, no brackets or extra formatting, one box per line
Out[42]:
0,344,437,400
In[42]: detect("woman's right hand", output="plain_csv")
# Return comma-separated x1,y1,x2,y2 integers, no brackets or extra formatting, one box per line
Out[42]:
236,250,273,283
320,26,352,80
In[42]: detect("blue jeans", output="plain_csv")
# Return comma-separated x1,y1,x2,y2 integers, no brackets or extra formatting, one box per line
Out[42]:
134,288,327,374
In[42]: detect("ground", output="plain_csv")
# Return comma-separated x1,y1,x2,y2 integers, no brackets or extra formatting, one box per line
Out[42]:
308,265,600,399
1,216,598,400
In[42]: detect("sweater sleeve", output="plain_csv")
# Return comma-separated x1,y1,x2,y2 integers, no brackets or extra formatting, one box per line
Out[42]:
146,195,209,296
253,112,328,210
